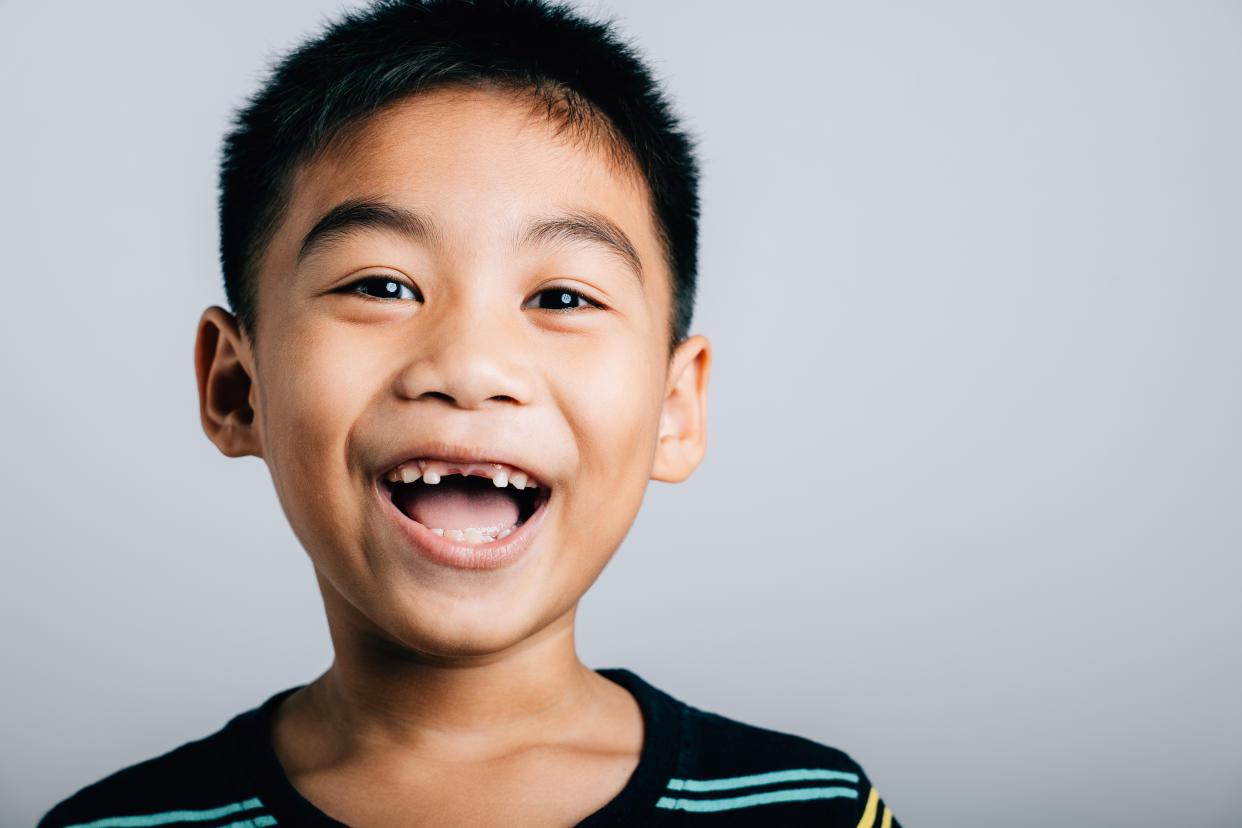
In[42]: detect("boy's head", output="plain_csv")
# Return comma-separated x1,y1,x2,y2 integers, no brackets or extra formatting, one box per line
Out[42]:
219,0,699,350
195,0,710,658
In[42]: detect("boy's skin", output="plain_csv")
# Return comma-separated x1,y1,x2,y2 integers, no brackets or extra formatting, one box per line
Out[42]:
194,87,711,827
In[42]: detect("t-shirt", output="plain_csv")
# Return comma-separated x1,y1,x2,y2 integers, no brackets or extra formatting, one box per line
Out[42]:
40,668,901,827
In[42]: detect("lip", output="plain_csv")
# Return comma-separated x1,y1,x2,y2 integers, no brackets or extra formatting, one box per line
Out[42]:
373,477,551,570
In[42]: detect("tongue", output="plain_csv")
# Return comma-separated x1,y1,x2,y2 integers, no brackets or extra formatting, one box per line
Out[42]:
398,478,520,531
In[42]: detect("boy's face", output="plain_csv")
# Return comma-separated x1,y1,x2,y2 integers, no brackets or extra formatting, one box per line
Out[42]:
197,88,709,659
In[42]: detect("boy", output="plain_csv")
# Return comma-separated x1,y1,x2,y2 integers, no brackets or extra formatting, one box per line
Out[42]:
41,1,900,825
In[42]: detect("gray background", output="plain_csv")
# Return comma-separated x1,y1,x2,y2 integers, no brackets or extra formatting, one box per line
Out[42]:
2,1,1239,825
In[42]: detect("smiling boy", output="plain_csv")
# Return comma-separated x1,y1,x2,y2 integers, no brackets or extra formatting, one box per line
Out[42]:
40,1,899,826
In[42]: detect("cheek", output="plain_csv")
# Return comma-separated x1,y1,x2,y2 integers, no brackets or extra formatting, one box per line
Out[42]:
557,332,666,480
257,325,375,538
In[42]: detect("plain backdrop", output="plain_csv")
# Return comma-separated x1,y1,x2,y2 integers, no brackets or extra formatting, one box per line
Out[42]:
3,1,1240,826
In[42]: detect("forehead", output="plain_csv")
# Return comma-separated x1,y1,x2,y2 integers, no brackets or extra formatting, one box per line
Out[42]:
270,87,666,282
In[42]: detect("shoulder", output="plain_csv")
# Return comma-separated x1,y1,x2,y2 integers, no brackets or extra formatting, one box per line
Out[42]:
38,693,291,828
675,705,900,826
603,669,902,827
685,701,863,774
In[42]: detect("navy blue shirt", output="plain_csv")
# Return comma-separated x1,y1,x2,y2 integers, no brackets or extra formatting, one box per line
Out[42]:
40,669,901,827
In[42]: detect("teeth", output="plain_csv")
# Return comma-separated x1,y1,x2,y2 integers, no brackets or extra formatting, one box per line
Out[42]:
427,524,520,543
386,459,542,491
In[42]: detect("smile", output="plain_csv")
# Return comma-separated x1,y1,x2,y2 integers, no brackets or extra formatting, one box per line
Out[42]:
376,457,552,569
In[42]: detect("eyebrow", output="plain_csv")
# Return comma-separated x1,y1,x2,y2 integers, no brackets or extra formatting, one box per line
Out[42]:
298,199,440,264
297,199,643,281
521,211,644,282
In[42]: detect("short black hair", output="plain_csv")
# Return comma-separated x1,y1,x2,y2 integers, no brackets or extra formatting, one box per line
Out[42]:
219,0,699,348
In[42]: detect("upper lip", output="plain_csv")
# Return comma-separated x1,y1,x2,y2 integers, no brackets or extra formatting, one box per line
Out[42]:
374,443,552,489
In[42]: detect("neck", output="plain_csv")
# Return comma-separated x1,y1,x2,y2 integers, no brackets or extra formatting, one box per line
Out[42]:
290,583,601,763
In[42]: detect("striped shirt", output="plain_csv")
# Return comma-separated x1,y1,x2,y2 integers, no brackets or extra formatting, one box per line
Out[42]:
40,669,901,826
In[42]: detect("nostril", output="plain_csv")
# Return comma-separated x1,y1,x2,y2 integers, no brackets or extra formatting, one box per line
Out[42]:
416,391,520,405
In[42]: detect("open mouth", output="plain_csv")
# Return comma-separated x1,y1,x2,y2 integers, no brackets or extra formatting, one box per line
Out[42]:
380,459,549,545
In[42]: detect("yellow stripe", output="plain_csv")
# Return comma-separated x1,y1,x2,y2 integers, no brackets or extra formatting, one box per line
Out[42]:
855,787,880,828
881,804,892,828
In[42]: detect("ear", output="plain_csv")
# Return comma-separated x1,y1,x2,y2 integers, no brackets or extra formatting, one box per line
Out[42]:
194,306,263,458
651,334,711,483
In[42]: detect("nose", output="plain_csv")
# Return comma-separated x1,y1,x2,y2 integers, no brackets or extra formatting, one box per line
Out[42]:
393,306,534,409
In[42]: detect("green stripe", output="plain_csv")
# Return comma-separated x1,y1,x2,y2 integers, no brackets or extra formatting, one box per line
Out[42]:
667,768,860,792
656,786,859,813
65,798,265,828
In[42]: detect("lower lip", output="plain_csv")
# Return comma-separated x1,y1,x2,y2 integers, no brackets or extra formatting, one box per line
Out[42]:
374,480,548,570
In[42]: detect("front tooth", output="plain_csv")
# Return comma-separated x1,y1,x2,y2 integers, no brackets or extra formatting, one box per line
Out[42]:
492,469,509,488
510,472,527,490
463,528,485,544
400,465,421,483
423,470,441,485
442,529,464,541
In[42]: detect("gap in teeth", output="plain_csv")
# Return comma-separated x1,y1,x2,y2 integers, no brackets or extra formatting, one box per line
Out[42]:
386,459,537,490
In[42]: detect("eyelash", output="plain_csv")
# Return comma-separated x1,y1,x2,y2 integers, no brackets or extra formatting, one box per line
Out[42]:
342,277,601,311
344,276,420,301
522,287,602,312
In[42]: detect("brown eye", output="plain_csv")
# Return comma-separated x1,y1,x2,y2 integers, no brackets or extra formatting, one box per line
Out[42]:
347,276,420,301
524,288,596,310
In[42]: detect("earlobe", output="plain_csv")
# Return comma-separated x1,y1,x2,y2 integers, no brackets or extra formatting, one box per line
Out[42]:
651,334,711,483
195,306,263,458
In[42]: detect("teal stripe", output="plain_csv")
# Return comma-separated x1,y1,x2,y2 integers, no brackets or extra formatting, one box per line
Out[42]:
667,768,860,792
656,786,859,813
220,818,278,828
65,798,265,828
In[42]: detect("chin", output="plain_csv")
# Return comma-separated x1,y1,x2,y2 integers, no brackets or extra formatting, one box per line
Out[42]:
367,587,574,662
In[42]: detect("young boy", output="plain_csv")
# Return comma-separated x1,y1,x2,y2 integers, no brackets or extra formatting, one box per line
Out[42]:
41,1,899,825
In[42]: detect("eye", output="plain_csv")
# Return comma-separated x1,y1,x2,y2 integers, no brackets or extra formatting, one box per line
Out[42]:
523,287,599,311
344,276,421,301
